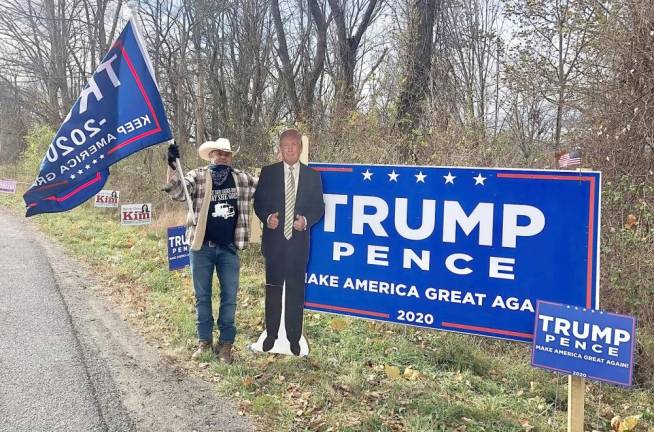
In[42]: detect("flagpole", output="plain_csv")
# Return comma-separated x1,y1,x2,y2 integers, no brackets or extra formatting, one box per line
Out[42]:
127,3,196,225
174,158,197,226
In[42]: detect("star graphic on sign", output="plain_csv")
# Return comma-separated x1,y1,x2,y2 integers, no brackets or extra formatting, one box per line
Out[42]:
77,169,83,175
85,164,91,169
388,170,399,182
415,171,427,183
443,172,456,184
92,159,97,164
70,174,76,180
362,169,373,181
473,173,487,185
99,154,105,159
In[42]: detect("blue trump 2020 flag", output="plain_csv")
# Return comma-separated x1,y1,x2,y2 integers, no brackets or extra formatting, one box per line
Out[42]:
23,17,172,216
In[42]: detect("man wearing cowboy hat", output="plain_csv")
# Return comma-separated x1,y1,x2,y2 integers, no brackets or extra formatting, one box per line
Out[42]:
164,138,257,363
253,128,324,356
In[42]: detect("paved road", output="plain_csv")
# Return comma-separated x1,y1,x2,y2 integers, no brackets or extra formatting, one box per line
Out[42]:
0,208,253,432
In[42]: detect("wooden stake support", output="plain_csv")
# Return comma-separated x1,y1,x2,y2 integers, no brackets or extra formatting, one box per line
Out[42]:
300,134,309,164
567,375,585,432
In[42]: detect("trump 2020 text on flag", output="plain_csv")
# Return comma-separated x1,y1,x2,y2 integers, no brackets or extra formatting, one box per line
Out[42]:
23,18,172,216
305,164,601,343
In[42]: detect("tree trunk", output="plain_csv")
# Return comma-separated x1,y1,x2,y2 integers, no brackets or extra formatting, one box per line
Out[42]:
270,0,301,119
301,0,328,120
174,24,189,151
555,6,564,149
396,0,438,136
328,0,379,112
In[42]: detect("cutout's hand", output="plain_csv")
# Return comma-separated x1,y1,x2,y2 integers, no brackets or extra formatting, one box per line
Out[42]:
267,212,279,229
167,144,180,170
293,214,306,231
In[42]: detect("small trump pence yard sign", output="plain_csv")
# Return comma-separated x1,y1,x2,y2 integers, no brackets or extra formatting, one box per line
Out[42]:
531,301,635,386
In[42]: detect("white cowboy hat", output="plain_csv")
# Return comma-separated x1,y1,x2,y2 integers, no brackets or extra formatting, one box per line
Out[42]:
198,138,237,161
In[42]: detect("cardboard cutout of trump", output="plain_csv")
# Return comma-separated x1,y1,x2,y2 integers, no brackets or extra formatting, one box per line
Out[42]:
251,129,324,356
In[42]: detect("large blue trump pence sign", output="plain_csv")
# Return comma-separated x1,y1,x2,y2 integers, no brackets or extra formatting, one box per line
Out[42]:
305,164,601,342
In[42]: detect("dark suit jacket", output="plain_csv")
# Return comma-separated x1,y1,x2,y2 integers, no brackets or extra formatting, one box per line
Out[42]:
254,162,324,262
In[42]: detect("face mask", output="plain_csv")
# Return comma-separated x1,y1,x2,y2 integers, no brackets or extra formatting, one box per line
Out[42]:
209,164,229,172
209,164,231,186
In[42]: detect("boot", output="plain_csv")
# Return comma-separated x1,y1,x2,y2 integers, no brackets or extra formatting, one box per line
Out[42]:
191,340,213,360
216,342,233,364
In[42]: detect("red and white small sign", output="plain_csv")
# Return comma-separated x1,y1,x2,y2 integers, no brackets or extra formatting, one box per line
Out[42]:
0,179,17,194
121,203,152,226
94,190,120,208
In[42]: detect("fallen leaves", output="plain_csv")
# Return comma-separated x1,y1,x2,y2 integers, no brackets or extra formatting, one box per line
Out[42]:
520,418,535,431
306,357,321,369
384,364,401,379
306,414,326,429
284,383,316,423
611,415,641,432
237,400,251,416
403,367,420,381
624,214,638,230
329,318,348,331
334,382,351,393
276,374,286,383
529,381,536,392
246,316,262,329
382,364,421,381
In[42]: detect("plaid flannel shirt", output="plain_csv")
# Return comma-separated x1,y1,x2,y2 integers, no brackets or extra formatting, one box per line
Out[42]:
164,166,257,251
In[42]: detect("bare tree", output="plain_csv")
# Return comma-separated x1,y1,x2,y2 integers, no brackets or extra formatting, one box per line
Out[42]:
0,77,31,161
0,0,122,125
270,0,328,122
327,0,384,110
396,0,439,134
140,0,193,150
504,0,599,148
505,82,552,161
439,0,504,134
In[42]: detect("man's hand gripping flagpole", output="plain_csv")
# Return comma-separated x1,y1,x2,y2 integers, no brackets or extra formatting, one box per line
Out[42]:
167,143,197,226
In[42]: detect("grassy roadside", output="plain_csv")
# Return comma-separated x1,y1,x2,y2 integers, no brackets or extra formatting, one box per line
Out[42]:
1,192,652,432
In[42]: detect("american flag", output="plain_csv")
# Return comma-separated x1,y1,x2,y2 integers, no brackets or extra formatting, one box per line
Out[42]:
557,149,582,168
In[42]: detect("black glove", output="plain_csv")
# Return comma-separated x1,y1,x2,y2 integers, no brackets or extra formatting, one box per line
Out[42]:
167,143,180,170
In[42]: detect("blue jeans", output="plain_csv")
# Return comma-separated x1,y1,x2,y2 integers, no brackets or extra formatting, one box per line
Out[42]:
189,242,240,343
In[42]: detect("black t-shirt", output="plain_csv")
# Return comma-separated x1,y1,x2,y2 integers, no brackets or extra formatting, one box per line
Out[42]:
204,167,238,246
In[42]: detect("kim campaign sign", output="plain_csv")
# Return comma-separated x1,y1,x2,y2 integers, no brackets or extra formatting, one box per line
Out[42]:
94,190,120,208
0,179,17,194
305,164,601,342
121,203,152,226
23,17,171,216
532,301,635,386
